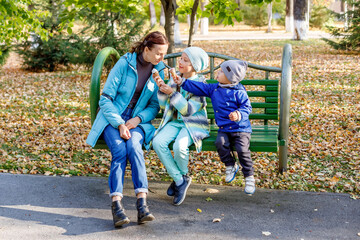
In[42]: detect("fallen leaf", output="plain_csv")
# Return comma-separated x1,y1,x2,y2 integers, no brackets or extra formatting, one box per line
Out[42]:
262,231,271,236
197,208,202,213
204,188,219,193
206,197,213,202
212,218,221,223
270,209,274,213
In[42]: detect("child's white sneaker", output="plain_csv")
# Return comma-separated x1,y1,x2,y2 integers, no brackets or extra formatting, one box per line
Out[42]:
225,164,239,183
244,175,256,195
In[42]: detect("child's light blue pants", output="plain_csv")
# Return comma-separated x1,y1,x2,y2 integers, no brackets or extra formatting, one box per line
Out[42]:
152,120,193,182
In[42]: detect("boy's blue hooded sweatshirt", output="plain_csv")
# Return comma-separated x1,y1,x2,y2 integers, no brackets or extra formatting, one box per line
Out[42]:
181,80,252,133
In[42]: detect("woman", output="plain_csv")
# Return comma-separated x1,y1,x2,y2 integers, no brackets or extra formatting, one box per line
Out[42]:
86,31,168,227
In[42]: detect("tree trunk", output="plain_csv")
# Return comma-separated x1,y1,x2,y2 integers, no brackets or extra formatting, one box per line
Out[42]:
267,3,273,33
293,0,308,40
161,0,176,53
188,0,200,47
236,0,241,9
149,0,157,27
344,0,348,30
160,5,165,26
200,0,209,36
194,19,200,34
174,14,182,45
174,1,182,45
286,0,294,32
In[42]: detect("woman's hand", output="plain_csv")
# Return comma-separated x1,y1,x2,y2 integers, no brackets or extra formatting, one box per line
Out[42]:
125,116,141,130
159,82,174,95
119,124,131,140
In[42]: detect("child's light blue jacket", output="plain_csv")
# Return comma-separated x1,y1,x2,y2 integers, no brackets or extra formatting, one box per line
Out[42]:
86,52,165,148
154,75,210,152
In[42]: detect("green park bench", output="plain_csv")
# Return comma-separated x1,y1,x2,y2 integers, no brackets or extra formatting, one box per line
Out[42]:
89,44,292,173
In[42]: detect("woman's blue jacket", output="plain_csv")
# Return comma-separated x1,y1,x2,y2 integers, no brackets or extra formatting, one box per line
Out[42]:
86,52,165,148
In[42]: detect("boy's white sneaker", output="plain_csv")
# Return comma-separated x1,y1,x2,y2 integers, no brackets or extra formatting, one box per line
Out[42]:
244,175,256,194
225,164,239,183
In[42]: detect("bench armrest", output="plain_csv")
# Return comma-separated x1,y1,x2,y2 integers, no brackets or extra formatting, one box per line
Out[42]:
90,47,120,125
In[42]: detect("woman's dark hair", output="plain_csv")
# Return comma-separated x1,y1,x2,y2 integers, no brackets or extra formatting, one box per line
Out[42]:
130,31,169,54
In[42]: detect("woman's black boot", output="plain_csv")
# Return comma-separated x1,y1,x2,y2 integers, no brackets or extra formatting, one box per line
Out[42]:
111,200,130,227
136,198,155,224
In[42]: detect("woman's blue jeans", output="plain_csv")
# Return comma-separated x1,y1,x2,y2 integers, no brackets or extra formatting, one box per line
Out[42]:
103,107,148,198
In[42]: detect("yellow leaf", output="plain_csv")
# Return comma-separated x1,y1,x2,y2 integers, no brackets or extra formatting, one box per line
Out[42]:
197,208,202,213
330,176,339,183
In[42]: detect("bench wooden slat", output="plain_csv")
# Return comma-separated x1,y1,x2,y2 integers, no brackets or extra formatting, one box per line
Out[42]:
252,125,279,131
196,133,278,152
247,91,278,97
210,125,278,131
265,85,279,91
207,79,279,86
251,102,278,108
249,146,278,152
266,108,278,114
249,113,278,120
266,97,278,103
206,113,278,120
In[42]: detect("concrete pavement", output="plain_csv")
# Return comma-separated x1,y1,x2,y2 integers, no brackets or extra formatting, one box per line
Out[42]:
0,173,358,240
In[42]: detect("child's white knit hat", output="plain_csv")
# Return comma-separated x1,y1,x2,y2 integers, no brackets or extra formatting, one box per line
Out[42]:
183,47,209,72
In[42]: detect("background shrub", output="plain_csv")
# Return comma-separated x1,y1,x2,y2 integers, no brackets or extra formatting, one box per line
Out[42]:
310,5,333,29
242,4,267,28
0,45,10,67
16,0,146,72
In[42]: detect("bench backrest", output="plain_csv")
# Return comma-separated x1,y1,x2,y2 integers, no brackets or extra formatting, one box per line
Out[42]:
163,52,282,126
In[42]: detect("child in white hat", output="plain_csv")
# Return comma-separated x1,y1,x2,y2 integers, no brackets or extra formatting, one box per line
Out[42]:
152,47,210,205
175,60,256,195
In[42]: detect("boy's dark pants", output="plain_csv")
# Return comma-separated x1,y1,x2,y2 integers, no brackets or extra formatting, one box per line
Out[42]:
215,131,254,177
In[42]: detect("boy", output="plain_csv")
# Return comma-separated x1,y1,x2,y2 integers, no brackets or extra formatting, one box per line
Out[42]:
174,60,255,194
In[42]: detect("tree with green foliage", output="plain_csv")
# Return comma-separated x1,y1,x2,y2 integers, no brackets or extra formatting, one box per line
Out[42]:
175,0,242,47
242,3,267,28
17,0,147,71
0,0,48,65
16,0,81,71
309,5,332,29
324,0,360,51
61,0,148,66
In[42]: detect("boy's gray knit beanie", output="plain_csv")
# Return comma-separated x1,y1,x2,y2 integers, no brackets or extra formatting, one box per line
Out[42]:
220,60,248,84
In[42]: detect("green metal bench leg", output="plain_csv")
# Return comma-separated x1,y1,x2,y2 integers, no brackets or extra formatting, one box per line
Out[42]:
279,145,288,174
